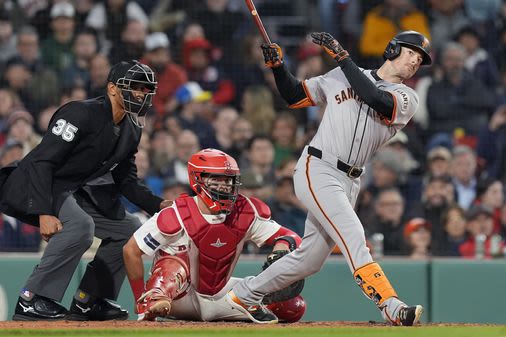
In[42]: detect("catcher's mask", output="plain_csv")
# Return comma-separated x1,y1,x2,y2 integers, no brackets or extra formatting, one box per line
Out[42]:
383,30,432,65
188,148,241,215
108,60,157,128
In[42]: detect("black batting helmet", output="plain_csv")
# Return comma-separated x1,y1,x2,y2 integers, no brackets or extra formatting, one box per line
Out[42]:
383,31,432,65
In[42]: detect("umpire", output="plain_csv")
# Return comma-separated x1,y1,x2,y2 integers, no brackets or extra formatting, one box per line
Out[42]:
0,60,171,321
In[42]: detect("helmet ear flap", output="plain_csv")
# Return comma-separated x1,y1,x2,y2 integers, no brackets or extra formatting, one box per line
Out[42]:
383,40,401,61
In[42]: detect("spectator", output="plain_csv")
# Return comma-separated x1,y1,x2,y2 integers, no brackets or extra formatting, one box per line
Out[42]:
85,0,148,50
59,86,87,106
6,109,41,155
366,187,407,256
87,53,110,98
230,34,270,107
149,128,176,178
0,10,18,64
241,85,276,134
122,147,164,222
359,0,431,68
500,203,506,238
60,28,99,89
451,145,478,210
0,138,24,167
182,37,236,105
275,157,298,179
141,32,187,119
271,113,299,168
36,105,57,134
384,131,420,175
40,2,76,74
454,26,500,89
427,0,470,53
7,26,44,74
459,204,505,258
148,0,188,38
188,0,245,63
361,148,421,214
227,116,254,160
408,175,455,253
212,106,238,152
0,88,23,144
268,176,307,238
476,105,506,180
161,177,190,201
173,82,218,149
435,204,468,256
424,146,453,182
240,134,276,200
403,217,432,259
426,42,496,138
163,129,200,184
473,177,504,234
108,19,147,65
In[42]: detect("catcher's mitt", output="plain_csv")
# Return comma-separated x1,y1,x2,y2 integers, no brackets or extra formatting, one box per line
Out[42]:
261,250,305,304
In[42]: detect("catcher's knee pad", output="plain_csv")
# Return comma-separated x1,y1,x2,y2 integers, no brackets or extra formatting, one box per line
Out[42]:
353,262,397,305
266,295,306,322
146,255,190,301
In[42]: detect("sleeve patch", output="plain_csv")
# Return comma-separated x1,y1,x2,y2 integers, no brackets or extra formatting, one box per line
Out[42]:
143,233,161,250
156,208,182,235
249,197,271,219
393,88,410,112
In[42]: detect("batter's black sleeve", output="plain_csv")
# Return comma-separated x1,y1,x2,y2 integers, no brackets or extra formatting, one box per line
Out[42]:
339,58,395,119
112,150,163,215
25,102,90,215
272,65,307,105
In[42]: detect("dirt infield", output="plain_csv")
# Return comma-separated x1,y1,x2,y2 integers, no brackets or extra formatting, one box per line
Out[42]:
0,320,489,329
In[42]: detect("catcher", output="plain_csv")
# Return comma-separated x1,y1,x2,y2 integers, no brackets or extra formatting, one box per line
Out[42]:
123,148,305,323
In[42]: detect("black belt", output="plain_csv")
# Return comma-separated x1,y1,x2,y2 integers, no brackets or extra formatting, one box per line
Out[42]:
307,146,363,178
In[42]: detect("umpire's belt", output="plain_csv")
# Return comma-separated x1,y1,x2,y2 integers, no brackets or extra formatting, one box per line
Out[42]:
307,146,363,179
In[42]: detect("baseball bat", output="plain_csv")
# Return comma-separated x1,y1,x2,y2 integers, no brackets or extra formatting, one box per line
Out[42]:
244,0,272,44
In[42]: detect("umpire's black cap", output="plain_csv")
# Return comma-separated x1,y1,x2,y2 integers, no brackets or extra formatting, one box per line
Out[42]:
107,60,136,84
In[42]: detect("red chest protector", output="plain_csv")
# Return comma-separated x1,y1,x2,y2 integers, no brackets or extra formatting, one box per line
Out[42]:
174,195,256,295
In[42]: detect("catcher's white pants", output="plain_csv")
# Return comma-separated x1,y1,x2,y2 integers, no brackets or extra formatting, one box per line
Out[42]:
232,146,406,322
167,277,249,321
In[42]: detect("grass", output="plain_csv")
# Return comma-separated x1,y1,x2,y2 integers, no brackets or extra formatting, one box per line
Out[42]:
1,326,506,337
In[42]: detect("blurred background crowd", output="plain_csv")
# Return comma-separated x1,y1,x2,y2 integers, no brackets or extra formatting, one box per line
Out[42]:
0,0,505,259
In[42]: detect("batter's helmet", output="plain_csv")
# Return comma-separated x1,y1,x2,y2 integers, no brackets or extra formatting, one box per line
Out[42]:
188,148,241,214
383,31,432,65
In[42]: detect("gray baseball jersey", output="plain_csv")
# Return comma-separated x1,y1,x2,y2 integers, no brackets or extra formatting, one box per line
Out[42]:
306,67,418,167
232,66,419,323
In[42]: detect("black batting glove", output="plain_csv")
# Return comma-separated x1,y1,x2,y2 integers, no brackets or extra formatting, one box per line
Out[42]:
261,43,283,68
310,32,349,62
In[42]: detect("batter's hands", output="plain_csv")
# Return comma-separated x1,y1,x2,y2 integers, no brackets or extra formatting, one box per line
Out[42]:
261,43,283,68
310,32,349,62
39,215,63,241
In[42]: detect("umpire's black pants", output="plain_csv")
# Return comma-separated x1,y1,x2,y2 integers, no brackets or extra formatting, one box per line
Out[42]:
24,194,141,302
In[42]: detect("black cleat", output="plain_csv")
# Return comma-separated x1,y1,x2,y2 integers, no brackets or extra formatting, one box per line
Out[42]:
225,290,278,324
12,295,68,321
398,305,424,326
66,298,128,321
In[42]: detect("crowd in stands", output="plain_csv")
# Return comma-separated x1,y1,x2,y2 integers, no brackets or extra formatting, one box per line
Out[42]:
0,0,505,259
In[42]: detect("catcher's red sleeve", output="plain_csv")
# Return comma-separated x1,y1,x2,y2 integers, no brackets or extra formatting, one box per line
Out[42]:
265,227,302,248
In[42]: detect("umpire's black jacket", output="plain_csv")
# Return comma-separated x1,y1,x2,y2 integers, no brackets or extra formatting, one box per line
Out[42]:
0,96,163,226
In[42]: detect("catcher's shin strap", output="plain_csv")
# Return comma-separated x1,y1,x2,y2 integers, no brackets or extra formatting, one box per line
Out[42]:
353,262,397,305
307,146,363,178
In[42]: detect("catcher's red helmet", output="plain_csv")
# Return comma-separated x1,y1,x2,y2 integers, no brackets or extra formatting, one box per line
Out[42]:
187,148,241,214
267,295,306,323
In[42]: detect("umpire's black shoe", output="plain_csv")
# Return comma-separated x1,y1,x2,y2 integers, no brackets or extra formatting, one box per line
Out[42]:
66,298,128,321
397,305,424,326
12,295,68,321
226,290,278,324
